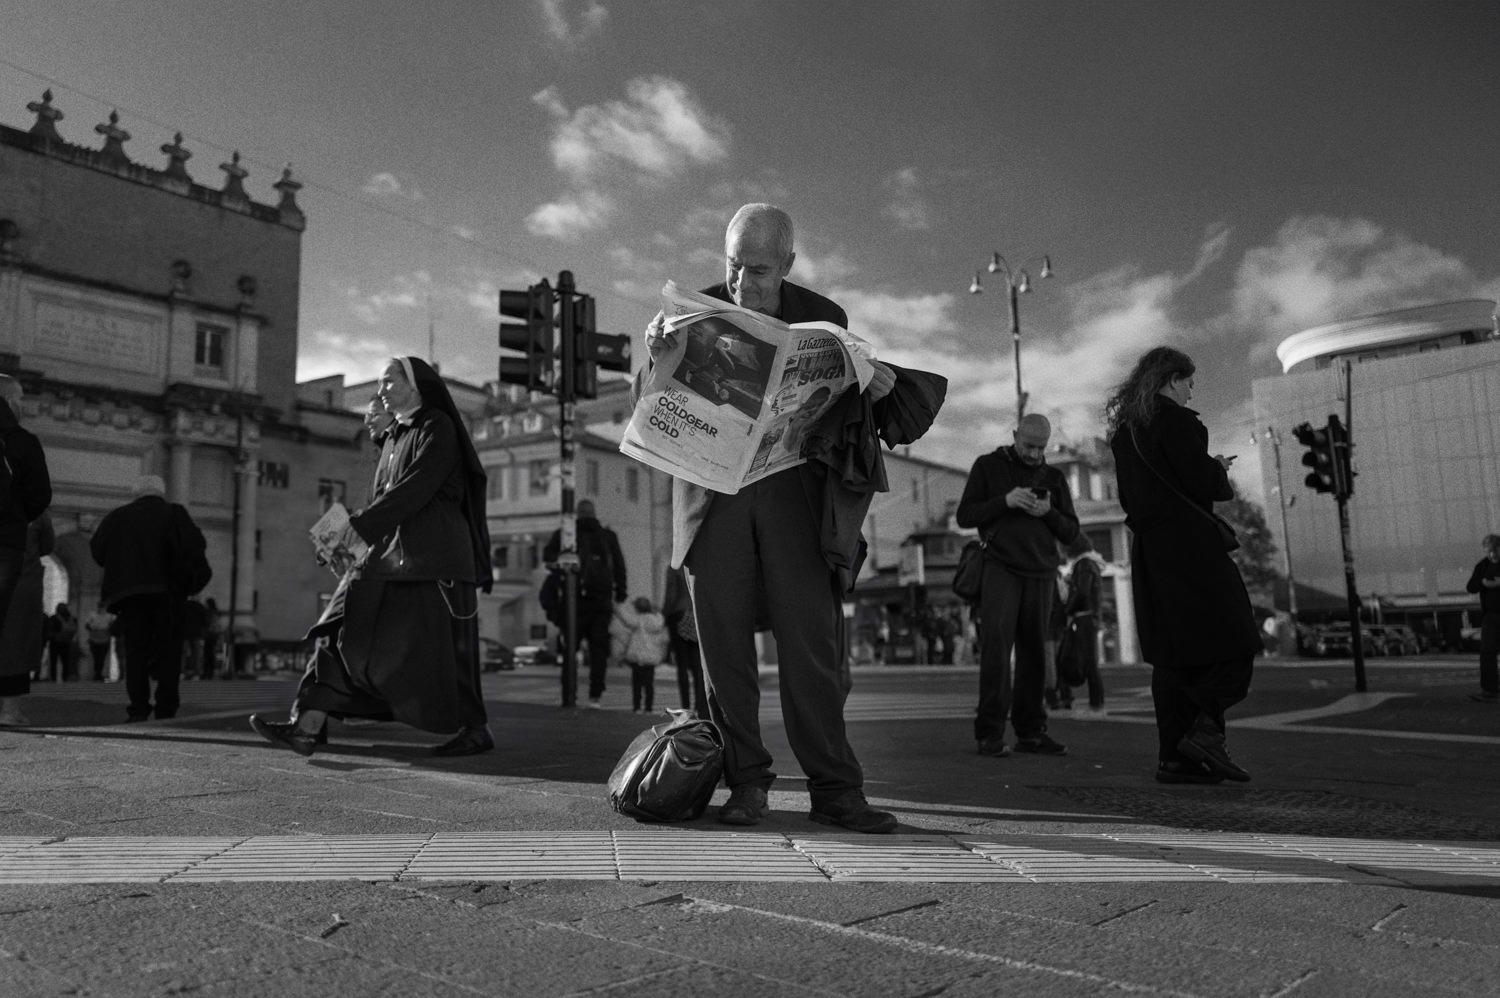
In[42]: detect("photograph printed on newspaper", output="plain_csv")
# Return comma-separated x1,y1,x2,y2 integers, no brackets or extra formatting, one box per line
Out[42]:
308,501,369,576
620,281,877,493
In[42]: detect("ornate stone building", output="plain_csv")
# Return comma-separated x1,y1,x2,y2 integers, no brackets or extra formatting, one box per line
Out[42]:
0,91,370,658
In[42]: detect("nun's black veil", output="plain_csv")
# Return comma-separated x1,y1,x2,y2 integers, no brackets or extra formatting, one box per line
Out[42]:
400,357,493,592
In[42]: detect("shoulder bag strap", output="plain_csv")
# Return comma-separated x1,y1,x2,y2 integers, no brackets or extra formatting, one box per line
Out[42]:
1129,426,1228,535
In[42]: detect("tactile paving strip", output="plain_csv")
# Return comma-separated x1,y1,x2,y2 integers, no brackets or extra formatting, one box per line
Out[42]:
404,832,617,880
0,831,1496,885
0,837,241,884
964,838,1337,884
792,836,1029,882
172,835,432,883
615,830,827,881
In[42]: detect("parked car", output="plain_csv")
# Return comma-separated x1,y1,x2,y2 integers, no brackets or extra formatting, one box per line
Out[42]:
1368,624,1422,656
512,644,557,666
480,638,516,671
1309,622,1375,658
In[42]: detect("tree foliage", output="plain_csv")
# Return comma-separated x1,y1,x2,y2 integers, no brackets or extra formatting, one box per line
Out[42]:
1216,483,1282,598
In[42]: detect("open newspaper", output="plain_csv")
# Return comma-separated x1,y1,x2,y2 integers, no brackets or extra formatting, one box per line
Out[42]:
620,281,877,494
308,501,369,576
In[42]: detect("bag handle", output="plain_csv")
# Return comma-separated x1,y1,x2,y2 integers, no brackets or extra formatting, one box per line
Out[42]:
1129,426,1231,537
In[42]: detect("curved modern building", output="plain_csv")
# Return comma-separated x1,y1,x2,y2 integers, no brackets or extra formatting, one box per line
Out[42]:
1253,299,1500,647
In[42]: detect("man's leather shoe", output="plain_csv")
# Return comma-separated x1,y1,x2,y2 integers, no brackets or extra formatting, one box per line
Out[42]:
249,714,317,757
1177,722,1250,782
809,790,898,834
1015,733,1068,756
433,726,494,757
1155,759,1225,785
976,738,1011,758
718,785,768,826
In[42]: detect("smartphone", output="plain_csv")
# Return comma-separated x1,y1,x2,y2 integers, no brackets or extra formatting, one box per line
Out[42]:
1029,487,1048,500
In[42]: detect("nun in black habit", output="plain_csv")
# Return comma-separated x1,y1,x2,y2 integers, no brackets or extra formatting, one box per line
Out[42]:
251,357,495,757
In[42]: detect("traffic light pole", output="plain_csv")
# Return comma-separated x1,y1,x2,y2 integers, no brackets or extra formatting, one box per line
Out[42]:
556,270,580,708
499,268,627,707
1336,494,1368,692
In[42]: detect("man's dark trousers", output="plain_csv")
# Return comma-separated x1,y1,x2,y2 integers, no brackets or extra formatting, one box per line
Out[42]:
1149,656,1253,759
578,596,613,700
974,559,1053,744
115,593,181,719
1481,612,1500,695
684,470,863,806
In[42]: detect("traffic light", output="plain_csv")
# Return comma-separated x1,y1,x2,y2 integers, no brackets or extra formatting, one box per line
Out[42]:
498,279,554,393
1293,420,1338,494
570,293,598,399
1327,414,1355,498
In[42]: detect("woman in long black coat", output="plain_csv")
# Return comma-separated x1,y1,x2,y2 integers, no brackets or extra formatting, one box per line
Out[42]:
1107,347,1261,784
251,357,494,757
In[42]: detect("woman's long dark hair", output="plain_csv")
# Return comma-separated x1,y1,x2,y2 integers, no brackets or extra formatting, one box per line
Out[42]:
1104,346,1195,439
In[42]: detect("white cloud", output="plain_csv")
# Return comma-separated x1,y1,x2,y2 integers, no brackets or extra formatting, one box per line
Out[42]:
533,77,729,182
881,167,930,231
346,273,430,325
525,190,615,239
362,172,425,202
1224,216,1481,363
539,0,607,44
296,328,405,384
793,248,858,287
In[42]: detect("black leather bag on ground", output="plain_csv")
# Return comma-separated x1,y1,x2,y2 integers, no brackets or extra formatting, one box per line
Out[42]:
952,539,986,603
607,710,724,822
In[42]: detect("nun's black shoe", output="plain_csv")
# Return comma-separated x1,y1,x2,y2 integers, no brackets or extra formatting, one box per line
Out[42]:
433,726,495,757
249,714,317,757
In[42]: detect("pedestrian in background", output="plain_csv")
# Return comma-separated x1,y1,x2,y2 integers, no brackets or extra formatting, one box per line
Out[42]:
90,475,209,722
1056,533,1107,715
0,374,53,687
662,565,706,715
1465,533,1500,703
45,603,78,681
84,601,114,681
0,514,54,726
543,499,626,709
956,412,1080,759
1106,346,1260,784
200,597,223,680
611,596,670,713
179,598,206,680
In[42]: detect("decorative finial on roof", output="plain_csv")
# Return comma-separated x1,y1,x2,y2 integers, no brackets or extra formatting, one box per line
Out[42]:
219,150,249,200
274,163,304,220
26,90,64,142
94,110,132,164
160,131,192,180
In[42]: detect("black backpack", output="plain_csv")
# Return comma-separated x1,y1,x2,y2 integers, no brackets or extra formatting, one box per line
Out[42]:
577,528,615,599
538,569,565,626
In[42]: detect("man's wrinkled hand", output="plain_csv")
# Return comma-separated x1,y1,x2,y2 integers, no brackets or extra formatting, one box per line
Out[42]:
866,361,896,402
645,311,677,364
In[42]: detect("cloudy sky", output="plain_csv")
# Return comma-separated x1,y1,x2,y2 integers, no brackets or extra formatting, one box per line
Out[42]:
4,0,1497,501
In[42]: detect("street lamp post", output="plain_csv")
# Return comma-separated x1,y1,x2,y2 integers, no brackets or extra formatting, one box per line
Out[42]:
1254,426,1299,641
969,251,1053,420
